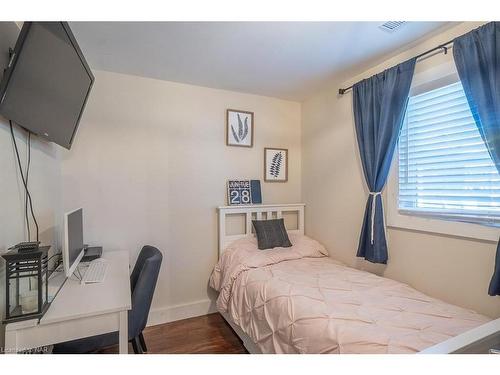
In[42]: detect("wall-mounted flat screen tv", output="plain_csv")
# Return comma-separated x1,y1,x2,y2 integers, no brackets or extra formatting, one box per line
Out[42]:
0,22,94,149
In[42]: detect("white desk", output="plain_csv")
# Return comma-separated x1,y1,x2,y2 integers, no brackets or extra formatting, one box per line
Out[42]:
4,251,131,354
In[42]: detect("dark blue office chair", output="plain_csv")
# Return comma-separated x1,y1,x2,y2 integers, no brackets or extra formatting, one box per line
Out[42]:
52,245,163,354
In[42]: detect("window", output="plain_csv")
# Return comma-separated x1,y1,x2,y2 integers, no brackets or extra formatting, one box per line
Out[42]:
398,81,500,226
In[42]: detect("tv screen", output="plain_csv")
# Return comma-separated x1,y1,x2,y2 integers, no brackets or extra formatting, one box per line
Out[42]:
0,22,94,149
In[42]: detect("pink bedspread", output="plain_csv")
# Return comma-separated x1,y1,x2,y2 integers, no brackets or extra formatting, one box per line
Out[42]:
209,234,490,354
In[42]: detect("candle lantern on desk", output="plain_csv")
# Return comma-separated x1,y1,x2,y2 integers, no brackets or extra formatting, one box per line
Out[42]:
2,246,50,323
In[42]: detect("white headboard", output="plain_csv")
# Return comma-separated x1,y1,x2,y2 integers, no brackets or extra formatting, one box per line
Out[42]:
217,203,305,256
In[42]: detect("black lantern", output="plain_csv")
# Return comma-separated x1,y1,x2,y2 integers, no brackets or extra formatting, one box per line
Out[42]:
2,246,50,323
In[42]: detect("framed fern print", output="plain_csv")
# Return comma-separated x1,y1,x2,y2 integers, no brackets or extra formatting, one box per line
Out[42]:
264,147,288,182
226,109,254,147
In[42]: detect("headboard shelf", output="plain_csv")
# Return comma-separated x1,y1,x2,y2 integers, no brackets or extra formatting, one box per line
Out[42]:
218,203,305,210
217,203,305,256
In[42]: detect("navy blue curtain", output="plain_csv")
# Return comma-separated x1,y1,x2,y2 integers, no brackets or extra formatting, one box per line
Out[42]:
453,22,500,296
353,58,416,264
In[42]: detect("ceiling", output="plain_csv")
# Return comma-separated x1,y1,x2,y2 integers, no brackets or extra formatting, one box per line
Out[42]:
70,22,453,101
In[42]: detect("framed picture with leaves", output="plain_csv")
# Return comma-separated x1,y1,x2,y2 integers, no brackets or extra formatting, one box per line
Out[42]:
226,109,254,147
264,147,288,182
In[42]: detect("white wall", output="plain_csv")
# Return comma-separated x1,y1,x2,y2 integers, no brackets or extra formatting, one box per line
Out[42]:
0,118,63,349
302,22,500,318
61,70,302,323
0,119,63,258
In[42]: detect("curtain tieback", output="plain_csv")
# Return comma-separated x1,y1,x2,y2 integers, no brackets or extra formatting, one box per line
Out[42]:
368,191,382,245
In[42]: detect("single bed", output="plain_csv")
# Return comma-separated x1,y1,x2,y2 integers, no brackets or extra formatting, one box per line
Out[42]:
210,204,496,354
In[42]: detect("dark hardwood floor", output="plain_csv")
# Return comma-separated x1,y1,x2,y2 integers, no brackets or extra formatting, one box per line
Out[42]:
98,313,248,354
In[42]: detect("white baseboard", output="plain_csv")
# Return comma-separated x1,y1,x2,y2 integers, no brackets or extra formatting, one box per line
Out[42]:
147,299,217,327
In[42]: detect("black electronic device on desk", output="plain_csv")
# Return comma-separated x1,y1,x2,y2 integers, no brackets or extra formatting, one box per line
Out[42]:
9,241,40,252
81,246,103,262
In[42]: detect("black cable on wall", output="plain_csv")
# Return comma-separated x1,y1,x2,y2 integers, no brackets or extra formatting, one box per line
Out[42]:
24,131,31,240
9,120,39,242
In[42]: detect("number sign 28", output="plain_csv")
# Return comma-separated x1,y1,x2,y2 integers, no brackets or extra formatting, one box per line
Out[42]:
230,189,251,204
227,180,262,205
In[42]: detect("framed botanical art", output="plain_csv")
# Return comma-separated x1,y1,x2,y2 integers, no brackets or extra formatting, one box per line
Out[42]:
226,109,254,147
264,147,288,182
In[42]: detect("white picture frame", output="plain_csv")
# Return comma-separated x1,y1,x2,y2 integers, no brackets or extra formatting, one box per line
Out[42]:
264,147,288,182
226,109,254,147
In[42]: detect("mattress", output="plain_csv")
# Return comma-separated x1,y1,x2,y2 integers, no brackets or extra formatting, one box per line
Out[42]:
209,234,490,354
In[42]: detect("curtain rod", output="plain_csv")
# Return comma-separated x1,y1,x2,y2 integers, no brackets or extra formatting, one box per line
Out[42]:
338,39,455,95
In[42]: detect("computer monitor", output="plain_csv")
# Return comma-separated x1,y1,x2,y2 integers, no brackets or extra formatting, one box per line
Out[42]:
63,208,85,277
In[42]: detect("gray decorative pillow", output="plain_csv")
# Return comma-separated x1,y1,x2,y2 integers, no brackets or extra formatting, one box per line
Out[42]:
252,218,292,250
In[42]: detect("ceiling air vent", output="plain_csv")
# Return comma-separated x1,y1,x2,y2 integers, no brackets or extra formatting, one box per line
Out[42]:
379,21,406,33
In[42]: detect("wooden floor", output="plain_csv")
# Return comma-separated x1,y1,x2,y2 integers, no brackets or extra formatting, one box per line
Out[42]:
98,313,248,354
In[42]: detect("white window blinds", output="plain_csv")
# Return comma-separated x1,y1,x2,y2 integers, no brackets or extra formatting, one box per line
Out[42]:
398,81,500,225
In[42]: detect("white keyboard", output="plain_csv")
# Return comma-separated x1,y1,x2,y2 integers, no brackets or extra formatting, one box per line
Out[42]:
82,259,108,284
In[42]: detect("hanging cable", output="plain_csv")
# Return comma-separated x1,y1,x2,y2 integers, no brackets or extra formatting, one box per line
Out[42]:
9,121,39,242
24,131,31,240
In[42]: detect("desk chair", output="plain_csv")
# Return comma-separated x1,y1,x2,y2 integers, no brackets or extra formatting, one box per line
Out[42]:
52,245,163,354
